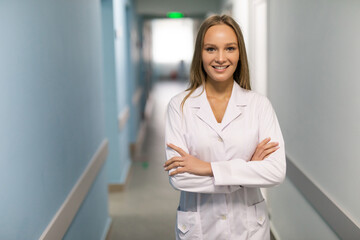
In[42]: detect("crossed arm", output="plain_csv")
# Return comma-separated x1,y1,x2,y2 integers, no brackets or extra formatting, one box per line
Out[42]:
164,96,286,192
164,137,280,176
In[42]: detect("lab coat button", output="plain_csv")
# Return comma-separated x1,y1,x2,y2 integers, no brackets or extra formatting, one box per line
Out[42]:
221,215,227,220
217,137,223,142
181,224,187,231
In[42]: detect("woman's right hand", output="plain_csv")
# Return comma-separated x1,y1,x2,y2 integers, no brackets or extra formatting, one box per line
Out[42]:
251,137,280,161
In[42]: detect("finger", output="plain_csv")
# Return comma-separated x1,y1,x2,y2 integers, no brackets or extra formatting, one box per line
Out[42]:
167,143,188,157
169,169,178,176
262,142,279,150
167,143,187,156
164,161,185,171
164,157,178,167
258,137,271,147
261,146,280,159
164,157,183,167
169,167,186,176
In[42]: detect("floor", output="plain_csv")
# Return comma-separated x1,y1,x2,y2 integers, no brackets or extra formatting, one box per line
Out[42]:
107,80,187,240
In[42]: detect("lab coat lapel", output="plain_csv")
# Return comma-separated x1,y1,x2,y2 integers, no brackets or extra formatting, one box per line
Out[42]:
188,83,248,134
189,86,222,135
220,83,247,131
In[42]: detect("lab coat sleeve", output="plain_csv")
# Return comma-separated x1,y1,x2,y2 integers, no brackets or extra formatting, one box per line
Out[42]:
165,98,240,193
211,97,286,188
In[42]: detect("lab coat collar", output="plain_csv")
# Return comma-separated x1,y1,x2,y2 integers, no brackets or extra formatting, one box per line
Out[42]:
188,82,248,133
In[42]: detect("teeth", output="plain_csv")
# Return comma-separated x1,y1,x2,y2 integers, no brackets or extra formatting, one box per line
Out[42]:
214,66,227,69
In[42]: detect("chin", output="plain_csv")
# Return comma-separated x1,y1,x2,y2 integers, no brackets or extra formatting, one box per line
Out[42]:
205,68,236,83
207,75,234,83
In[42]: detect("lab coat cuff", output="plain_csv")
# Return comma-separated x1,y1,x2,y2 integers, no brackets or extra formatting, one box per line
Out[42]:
211,162,230,186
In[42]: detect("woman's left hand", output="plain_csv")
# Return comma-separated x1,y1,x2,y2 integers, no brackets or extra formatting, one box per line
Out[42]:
164,143,213,176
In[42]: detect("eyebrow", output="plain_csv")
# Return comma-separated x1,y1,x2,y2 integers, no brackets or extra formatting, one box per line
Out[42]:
203,42,237,47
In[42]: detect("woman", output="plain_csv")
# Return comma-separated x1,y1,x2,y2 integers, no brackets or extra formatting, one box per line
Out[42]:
164,14,286,240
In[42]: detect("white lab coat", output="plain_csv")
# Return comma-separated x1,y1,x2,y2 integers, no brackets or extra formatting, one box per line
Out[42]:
165,82,286,240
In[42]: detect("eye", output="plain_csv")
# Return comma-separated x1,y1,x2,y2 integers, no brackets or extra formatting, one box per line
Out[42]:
227,47,236,51
205,47,216,52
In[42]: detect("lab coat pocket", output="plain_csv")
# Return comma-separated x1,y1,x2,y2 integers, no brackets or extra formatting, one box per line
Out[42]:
248,199,267,231
176,210,202,240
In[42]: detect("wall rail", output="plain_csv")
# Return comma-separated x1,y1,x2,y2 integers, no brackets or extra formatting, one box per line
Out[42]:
287,156,360,239
39,139,109,240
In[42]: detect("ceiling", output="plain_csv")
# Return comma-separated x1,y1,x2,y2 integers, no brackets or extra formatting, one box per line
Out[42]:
135,0,222,17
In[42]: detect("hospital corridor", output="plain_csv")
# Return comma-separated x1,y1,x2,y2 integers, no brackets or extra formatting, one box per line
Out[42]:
107,81,186,240
1,0,360,239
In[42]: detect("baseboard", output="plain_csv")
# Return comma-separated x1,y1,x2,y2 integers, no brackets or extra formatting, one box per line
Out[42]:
129,143,137,160
101,217,112,240
108,161,132,193
129,120,147,160
270,221,281,240
108,183,125,192
39,139,109,240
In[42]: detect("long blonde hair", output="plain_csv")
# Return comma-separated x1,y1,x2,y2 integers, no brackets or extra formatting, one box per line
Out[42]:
181,14,251,109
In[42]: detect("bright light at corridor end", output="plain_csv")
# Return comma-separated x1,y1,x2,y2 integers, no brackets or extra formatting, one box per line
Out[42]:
167,12,184,18
152,18,193,64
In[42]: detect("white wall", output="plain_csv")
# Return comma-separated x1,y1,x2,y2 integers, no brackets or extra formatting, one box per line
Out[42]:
221,0,360,238
267,0,360,239
221,0,250,47
222,0,267,96
268,178,338,240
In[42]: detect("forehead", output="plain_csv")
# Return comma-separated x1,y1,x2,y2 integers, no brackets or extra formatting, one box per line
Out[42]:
203,24,238,44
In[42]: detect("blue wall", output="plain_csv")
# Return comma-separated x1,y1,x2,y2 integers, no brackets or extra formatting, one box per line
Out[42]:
104,0,135,184
101,0,127,184
126,1,142,144
0,0,109,239
102,0,145,186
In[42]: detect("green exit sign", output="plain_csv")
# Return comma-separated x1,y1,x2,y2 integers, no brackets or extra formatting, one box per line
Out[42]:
167,12,184,18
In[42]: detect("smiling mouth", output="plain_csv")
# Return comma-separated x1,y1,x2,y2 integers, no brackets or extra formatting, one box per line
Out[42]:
212,66,229,70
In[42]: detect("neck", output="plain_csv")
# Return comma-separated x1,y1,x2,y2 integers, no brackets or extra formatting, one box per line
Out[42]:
205,79,234,99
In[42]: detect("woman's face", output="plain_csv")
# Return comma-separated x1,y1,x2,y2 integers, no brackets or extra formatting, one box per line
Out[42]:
202,24,239,83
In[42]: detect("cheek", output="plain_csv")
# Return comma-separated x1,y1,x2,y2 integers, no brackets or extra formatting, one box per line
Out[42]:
201,53,209,66
232,53,240,64
231,56,239,71
232,60,239,70
201,57,211,74
201,61,206,73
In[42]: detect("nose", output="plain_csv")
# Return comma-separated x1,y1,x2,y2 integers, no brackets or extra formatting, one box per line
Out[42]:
215,50,226,64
